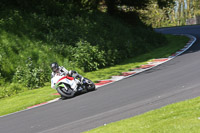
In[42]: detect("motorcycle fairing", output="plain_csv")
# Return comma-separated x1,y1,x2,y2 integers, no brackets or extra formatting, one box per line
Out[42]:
51,76,78,91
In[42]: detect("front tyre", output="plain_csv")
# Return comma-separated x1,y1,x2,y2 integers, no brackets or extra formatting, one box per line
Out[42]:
84,78,96,91
56,85,75,98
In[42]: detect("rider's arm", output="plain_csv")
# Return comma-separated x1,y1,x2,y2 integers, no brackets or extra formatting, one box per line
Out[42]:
51,72,55,78
60,66,69,76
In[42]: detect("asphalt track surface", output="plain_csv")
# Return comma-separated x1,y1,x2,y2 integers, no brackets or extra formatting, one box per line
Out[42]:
1,25,200,133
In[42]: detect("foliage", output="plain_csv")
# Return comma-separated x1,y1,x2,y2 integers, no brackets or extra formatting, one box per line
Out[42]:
1,0,199,28
0,54,4,85
0,34,189,115
138,1,175,28
157,0,175,8
0,1,168,98
13,58,46,89
104,0,174,15
83,35,188,82
0,83,27,99
70,41,106,72
138,0,200,28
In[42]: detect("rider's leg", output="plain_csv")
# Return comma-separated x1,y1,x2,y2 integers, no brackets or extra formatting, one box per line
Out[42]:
70,71,84,83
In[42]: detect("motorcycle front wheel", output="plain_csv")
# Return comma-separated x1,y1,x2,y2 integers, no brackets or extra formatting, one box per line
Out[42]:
84,78,96,91
56,85,75,98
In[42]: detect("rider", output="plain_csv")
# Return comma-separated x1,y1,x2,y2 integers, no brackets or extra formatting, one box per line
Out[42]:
50,62,85,84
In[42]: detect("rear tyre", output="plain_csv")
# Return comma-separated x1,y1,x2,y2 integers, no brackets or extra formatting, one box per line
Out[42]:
56,85,75,98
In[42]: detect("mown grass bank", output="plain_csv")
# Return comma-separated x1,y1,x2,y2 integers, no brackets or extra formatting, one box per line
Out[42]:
0,34,189,116
0,84,59,116
86,96,200,133
0,5,167,98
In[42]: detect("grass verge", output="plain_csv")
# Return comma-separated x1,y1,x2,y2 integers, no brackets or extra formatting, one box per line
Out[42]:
0,34,189,116
83,34,189,81
0,84,59,116
85,96,200,133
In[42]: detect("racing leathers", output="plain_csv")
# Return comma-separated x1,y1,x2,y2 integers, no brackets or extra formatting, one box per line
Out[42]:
51,66,84,83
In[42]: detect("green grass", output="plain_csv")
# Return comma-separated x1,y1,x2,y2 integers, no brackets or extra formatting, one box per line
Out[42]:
83,34,189,82
0,84,59,116
86,96,200,133
0,34,189,117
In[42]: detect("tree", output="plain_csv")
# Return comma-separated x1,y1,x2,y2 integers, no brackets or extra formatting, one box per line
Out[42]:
157,0,175,8
193,0,200,16
0,0,100,14
104,0,175,15
138,0,175,27
105,0,150,15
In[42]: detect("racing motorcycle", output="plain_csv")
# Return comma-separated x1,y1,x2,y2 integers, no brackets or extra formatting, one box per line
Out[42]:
51,75,96,99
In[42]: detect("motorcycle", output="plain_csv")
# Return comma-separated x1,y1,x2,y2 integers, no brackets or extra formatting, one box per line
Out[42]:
51,75,96,99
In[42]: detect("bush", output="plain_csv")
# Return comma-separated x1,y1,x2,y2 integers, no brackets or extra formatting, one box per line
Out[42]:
13,58,46,89
0,83,27,99
70,41,106,72
0,77,5,86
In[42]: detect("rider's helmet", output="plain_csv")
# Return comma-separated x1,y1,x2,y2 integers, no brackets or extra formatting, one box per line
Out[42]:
51,62,59,72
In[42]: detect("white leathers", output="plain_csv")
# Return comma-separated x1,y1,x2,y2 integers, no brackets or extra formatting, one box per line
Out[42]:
51,66,69,78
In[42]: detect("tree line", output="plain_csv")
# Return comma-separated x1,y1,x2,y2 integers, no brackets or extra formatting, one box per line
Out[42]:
1,0,199,27
0,0,173,19
137,0,200,27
